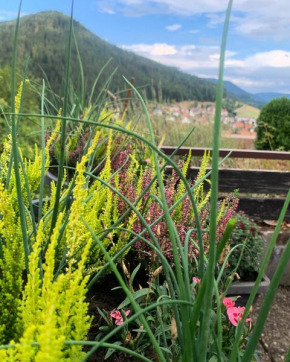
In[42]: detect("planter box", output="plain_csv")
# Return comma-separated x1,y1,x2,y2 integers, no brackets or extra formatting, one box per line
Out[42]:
261,230,290,286
45,170,59,184
227,275,270,307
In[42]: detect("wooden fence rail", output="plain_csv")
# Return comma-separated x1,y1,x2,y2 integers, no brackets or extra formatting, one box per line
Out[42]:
161,146,290,160
161,147,290,221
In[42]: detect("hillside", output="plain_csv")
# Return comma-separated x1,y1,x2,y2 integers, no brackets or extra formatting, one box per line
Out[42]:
235,104,260,118
0,11,217,102
206,78,290,107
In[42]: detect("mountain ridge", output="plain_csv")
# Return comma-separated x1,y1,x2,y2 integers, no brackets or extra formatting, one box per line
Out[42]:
0,11,217,102
205,78,290,107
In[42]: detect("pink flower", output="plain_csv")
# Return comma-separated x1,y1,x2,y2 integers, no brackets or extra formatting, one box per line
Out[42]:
145,158,150,164
223,298,235,309
110,310,130,326
192,277,201,285
227,307,251,327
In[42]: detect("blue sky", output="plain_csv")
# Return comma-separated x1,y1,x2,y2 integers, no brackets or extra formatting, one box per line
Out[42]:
2,0,290,94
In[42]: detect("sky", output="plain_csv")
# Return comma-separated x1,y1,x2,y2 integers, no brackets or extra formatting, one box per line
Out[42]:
2,0,290,94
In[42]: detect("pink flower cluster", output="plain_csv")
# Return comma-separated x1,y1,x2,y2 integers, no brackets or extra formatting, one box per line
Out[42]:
192,277,201,285
110,310,130,326
116,158,239,267
223,298,251,327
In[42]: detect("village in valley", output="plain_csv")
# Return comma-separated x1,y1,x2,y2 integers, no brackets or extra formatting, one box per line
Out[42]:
150,101,259,139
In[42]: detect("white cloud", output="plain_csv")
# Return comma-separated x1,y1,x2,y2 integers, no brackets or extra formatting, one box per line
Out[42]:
244,50,290,68
95,0,290,39
165,23,182,31
0,9,28,21
122,43,177,56
121,42,290,92
100,8,116,14
189,29,200,34
0,10,27,20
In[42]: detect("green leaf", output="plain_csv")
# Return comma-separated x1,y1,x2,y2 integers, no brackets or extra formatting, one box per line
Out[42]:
130,263,141,286
118,288,151,309
208,356,218,362
132,329,146,333
99,326,110,332
105,341,122,360
97,308,109,324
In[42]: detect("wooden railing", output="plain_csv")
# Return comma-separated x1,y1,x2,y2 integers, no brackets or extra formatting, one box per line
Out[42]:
161,147,290,221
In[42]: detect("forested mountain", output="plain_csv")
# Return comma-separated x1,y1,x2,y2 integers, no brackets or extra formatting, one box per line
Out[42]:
0,11,217,102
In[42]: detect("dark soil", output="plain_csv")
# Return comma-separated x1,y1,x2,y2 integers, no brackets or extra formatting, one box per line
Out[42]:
253,286,290,362
85,275,290,361
87,349,140,362
85,267,151,362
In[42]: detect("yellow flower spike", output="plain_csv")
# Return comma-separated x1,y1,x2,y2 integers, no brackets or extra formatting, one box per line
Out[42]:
42,213,64,303
65,131,100,260
35,305,65,362
15,80,29,115
194,150,211,205
217,200,226,223
0,185,24,344
22,220,45,329
0,135,12,183
83,104,92,120
174,149,192,221
45,108,62,163
0,350,8,361
16,325,37,361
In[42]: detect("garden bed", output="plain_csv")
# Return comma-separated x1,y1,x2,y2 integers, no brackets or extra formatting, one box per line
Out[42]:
253,286,290,362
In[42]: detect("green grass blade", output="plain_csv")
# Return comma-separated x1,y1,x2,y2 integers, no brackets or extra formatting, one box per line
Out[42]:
38,80,46,222
83,220,167,362
10,0,30,271
73,27,85,107
242,237,290,361
199,1,233,360
88,58,113,105
241,190,290,361
17,151,37,238
230,189,290,362
49,0,74,235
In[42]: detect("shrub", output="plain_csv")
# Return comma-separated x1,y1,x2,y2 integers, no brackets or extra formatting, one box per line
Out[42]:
255,97,290,151
46,105,133,172
228,212,264,280
117,152,239,270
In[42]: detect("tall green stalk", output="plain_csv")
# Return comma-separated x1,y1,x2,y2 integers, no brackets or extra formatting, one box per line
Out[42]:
199,1,233,360
38,80,46,222
242,224,290,361
50,0,74,235
230,189,290,362
10,0,30,271
83,221,167,362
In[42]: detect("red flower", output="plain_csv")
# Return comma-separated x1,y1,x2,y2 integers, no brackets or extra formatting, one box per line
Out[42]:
223,298,235,309
227,307,251,327
110,310,131,326
192,277,201,285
